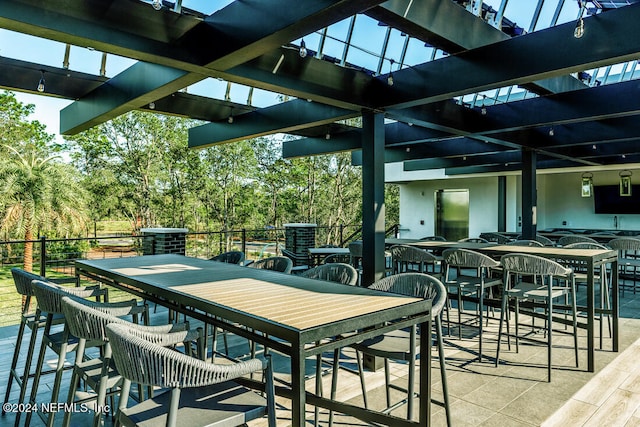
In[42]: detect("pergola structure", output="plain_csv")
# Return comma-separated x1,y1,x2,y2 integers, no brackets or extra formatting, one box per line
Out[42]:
2,0,640,284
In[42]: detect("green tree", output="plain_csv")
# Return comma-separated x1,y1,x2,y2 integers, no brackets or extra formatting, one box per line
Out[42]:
0,145,88,272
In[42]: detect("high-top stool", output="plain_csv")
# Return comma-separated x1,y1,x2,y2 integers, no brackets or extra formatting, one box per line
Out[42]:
24,280,107,427
2,269,77,418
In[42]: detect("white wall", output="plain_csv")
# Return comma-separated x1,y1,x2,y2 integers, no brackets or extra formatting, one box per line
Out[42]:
398,177,502,239
540,171,640,231
391,167,640,238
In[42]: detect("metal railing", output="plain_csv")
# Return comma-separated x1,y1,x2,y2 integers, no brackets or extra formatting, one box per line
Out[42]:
0,223,399,327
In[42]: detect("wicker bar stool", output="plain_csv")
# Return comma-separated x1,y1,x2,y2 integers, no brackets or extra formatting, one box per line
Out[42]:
60,295,203,427
331,273,451,426
2,268,77,416
388,244,441,276
496,253,578,382
106,323,276,427
24,280,108,427
442,248,502,362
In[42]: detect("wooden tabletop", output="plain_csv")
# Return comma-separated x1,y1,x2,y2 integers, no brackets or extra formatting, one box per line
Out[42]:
76,254,424,332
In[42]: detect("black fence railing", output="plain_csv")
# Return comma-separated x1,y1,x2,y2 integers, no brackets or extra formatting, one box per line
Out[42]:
0,223,399,327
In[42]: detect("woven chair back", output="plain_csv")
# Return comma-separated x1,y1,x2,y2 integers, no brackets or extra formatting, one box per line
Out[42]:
368,272,447,317
31,280,104,314
500,253,571,277
249,256,293,273
210,251,245,264
301,263,358,286
557,235,598,246
442,248,499,269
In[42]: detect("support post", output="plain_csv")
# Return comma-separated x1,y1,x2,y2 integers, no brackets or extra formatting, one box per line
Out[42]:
498,176,506,232
521,149,537,240
361,111,386,287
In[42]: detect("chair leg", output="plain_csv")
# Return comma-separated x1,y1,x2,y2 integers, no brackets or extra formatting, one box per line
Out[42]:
6,312,40,413
328,348,340,427
355,350,368,409
62,365,81,427
314,342,322,425
3,314,28,410
572,286,579,368
23,317,53,427
547,298,553,383
495,293,508,367
384,358,392,412
436,317,452,427
515,299,520,353
45,338,71,427
478,288,484,362
457,291,463,339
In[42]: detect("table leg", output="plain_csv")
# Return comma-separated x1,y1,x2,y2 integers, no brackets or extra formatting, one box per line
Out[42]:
612,259,619,352
587,262,595,372
291,341,306,426
419,318,432,425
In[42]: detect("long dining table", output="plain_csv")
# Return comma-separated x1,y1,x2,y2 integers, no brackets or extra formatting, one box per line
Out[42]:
403,240,619,372
75,254,433,427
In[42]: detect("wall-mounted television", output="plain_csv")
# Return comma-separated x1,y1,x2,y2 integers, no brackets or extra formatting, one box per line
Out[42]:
593,184,640,214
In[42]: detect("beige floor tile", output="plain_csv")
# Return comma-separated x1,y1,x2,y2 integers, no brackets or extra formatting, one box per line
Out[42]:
542,398,598,427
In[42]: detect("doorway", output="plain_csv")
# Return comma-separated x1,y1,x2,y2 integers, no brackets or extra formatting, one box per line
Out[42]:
435,189,469,241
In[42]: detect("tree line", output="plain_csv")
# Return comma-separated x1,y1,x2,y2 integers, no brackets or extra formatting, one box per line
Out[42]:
0,91,399,258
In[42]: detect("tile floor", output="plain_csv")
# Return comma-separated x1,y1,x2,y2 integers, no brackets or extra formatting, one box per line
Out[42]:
1,280,640,426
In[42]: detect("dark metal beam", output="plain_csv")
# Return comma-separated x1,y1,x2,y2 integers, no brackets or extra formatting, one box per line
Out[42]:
403,151,521,171
282,133,362,158
0,55,106,99
60,62,203,134
365,0,585,95
382,4,640,109
189,99,357,148
0,0,383,133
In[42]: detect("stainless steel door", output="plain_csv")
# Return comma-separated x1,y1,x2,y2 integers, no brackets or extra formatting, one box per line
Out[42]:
435,189,469,241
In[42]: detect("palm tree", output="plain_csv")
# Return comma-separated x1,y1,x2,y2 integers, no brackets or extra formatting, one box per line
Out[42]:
0,145,88,272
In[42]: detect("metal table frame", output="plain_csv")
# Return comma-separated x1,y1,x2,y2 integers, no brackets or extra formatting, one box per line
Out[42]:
75,254,432,427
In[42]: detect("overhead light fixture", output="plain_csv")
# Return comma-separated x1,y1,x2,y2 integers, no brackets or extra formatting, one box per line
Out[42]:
548,127,554,136
574,17,585,38
387,59,395,86
299,39,307,58
37,70,45,93
481,107,487,115
228,112,234,124
620,170,632,197
152,0,162,10
574,1,586,38
581,172,593,197
325,132,330,140
148,102,155,109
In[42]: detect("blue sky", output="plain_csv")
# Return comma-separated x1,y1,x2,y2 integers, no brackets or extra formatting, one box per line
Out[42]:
1,0,583,142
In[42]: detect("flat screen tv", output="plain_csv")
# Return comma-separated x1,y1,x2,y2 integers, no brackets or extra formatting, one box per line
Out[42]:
593,184,640,214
